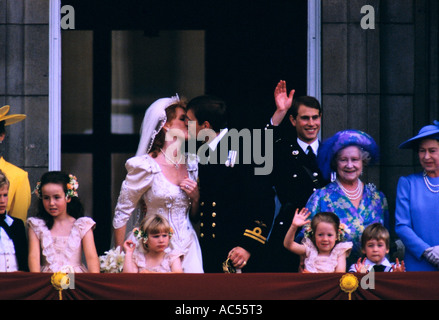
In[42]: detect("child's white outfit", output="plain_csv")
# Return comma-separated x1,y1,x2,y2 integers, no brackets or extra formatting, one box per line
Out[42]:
348,257,394,273
0,214,19,272
27,217,96,273
302,237,353,273
131,245,183,273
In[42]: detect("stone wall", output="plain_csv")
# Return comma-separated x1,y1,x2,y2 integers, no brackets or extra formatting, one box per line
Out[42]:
321,0,439,234
0,0,49,212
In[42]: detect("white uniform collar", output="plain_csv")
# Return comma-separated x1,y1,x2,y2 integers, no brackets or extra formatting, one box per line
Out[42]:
208,128,228,151
297,138,319,155
0,213,13,227
365,257,392,267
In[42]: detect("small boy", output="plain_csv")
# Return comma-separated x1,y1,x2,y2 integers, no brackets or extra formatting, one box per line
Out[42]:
0,170,28,271
349,223,405,273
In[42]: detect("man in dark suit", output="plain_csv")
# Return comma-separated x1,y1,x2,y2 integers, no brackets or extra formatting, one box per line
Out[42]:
186,95,274,273
263,80,328,272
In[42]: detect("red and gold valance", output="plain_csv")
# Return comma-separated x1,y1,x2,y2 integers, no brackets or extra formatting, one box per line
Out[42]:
0,272,438,300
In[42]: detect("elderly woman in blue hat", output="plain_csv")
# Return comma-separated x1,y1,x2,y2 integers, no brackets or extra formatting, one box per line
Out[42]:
304,130,389,268
396,120,439,271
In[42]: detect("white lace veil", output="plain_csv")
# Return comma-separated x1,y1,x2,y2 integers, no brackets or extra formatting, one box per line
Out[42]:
136,95,180,156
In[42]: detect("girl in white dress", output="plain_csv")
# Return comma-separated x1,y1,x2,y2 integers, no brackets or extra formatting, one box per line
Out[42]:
113,96,203,273
123,214,183,273
28,171,100,273
284,209,352,273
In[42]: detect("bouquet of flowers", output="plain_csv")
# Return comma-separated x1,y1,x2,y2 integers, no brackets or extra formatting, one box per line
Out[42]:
99,246,125,273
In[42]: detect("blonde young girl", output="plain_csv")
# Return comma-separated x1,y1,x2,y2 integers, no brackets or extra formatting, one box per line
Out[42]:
27,171,100,273
123,214,183,273
284,209,352,273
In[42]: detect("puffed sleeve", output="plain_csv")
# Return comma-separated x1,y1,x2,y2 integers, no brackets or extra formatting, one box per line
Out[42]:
112,155,160,229
27,217,47,240
76,217,96,238
333,241,353,258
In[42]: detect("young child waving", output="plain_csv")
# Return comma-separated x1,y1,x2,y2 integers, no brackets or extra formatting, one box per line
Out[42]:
27,171,100,273
284,208,352,272
349,223,405,273
123,214,183,273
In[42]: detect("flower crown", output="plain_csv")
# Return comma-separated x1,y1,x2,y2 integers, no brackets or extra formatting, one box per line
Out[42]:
133,227,174,244
304,222,350,242
34,174,79,199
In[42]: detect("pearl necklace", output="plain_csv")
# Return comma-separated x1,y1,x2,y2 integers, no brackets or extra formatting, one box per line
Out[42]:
336,179,363,200
423,171,439,193
160,149,182,169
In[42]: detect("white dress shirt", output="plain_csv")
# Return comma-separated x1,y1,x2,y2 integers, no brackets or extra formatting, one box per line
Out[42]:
0,214,19,272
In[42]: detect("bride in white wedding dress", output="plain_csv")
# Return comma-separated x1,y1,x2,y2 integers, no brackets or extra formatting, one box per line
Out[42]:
112,96,203,273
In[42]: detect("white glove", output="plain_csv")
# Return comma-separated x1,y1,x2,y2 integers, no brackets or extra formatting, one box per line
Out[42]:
423,246,439,268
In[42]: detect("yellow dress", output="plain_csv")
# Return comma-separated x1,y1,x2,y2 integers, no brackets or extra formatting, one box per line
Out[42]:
0,157,31,222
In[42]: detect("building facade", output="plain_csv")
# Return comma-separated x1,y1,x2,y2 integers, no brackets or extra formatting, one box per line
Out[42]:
1,0,438,253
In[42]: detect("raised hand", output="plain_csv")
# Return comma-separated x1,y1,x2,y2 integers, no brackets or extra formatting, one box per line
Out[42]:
272,80,295,126
291,208,311,228
392,258,406,272
123,240,136,254
274,80,295,112
354,257,369,273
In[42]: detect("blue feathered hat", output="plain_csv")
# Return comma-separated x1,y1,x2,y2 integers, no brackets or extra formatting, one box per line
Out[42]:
317,130,380,181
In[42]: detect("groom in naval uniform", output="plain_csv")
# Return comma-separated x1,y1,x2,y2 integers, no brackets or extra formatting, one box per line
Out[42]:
186,95,274,273
262,81,329,272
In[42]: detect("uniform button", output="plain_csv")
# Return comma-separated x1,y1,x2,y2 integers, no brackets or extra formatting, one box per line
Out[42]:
200,212,204,217
212,202,216,207
313,172,318,177
212,212,216,217
212,223,216,227
200,223,204,227
313,188,316,191
200,233,204,238
200,202,205,206
293,174,298,178
212,234,215,238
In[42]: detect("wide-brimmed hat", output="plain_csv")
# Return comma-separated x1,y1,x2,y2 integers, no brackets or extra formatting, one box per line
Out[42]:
317,129,379,180
0,105,26,126
399,120,439,149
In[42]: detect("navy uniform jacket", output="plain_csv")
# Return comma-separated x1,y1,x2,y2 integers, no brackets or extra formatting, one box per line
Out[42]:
197,133,274,273
263,126,328,272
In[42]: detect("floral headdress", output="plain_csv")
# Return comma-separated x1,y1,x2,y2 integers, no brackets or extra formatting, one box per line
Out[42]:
132,227,174,244
304,222,350,242
34,174,79,199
